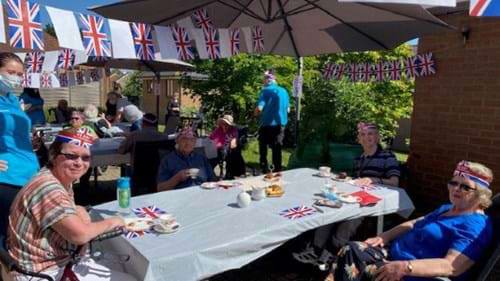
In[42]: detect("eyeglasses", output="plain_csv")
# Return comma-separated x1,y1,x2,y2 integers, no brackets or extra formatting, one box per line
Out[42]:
70,117,81,120
447,180,476,192
60,152,91,162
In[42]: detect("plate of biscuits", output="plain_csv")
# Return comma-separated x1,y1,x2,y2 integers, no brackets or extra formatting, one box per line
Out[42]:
266,184,284,197
263,172,282,182
124,218,155,232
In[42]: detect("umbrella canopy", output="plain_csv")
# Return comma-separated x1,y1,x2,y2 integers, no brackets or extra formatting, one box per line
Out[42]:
82,57,194,73
92,0,451,57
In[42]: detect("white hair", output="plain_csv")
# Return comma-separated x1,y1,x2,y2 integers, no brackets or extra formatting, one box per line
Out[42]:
83,104,98,119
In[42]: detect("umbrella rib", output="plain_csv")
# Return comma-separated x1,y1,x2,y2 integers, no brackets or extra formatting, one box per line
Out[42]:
258,0,267,18
273,6,316,20
220,0,266,21
358,3,452,29
152,0,220,25
303,0,389,50
267,0,272,21
226,0,263,26
271,0,319,21
277,0,300,58
269,28,286,54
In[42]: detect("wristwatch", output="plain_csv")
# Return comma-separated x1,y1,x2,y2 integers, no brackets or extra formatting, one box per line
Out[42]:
406,261,414,273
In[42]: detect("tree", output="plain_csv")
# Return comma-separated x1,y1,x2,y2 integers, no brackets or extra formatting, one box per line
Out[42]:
44,24,56,38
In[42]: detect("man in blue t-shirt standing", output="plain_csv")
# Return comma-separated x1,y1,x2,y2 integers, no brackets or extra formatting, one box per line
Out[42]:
254,70,289,173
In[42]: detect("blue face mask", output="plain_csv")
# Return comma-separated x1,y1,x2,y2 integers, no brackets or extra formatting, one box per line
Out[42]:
0,74,21,94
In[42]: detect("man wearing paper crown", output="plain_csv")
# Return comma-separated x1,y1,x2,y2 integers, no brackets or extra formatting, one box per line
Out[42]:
157,127,216,191
7,128,137,280
329,160,494,281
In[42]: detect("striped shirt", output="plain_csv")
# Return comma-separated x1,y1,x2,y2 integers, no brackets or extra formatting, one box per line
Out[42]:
354,146,400,179
7,169,77,273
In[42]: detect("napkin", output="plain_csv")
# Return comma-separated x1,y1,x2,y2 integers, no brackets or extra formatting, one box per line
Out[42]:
350,191,381,206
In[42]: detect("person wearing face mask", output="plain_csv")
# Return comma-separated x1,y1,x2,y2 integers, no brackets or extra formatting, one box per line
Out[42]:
0,52,39,238
19,87,46,126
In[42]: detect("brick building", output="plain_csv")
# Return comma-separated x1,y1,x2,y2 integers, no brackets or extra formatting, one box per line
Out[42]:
409,2,500,207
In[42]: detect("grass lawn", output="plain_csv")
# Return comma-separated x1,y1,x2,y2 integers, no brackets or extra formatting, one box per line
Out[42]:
242,140,292,170
395,151,409,163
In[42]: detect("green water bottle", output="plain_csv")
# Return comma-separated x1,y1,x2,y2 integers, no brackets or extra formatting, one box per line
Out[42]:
117,177,131,214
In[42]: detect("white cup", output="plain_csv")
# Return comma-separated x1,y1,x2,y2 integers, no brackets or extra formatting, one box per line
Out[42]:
319,166,331,177
237,192,251,208
188,168,200,179
251,186,266,201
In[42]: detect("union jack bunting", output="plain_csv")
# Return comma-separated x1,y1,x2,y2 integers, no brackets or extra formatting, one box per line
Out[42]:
125,230,146,239
357,63,371,82
79,14,112,57
131,23,155,60
348,63,358,82
373,61,385,82
6,0,44,50
76,71,84,85
21,71,30,87
24,51,44,73
322,63,335,80
192,8,213,32
204,27,221,59
132,206,166,219
58,73,68,87
332,64,345,80
251,26,265,53
57,49,75,70
470,0,500,16
40,72,51,88
417,53,436,76
403,56,419,78
279,205,316,220
387,60,402,80
172,27,194,61
229,28,240,56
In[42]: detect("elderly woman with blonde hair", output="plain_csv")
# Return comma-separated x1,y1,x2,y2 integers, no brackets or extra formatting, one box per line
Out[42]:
329,160,495,281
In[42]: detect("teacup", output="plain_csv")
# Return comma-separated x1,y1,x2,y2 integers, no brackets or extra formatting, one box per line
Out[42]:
319,166,331,177
188,168,200,179
251,186,266,201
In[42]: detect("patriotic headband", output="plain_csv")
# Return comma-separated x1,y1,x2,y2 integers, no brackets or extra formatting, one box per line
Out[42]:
176,127,196,140
264,70,275,81
453,161,491,189
357,122,378,133
54,128,96,149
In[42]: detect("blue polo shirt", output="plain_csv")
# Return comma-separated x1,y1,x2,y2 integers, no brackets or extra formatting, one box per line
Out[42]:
19,92,46,125
390,204,492,281
157,150,216,189
257,82,289,126
0,92,39,187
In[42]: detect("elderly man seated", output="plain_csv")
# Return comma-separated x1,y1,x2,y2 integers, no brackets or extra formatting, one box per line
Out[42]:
157,128,216,191
293,122,400,271
118,113,167,155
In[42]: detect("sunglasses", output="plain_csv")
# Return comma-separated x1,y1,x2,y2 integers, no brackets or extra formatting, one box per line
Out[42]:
70,117,81,120
60,152,91,162
447,180,476,192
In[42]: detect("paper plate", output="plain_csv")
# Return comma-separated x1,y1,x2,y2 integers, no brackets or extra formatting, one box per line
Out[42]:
338,195,361,204
217,181,242,188
124,218,154,232
201,182,218,189
153,220,180,234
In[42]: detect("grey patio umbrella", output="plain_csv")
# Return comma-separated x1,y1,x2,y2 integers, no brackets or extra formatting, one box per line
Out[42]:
82,57,193,73
91,0,451,57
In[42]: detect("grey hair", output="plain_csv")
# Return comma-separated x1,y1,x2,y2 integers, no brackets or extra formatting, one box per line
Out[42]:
475,188,493,209
83,104,98,119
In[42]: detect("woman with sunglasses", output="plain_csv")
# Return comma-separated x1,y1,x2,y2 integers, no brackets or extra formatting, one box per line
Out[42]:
7,128,136,281
0,53,39,238
328,160,494,281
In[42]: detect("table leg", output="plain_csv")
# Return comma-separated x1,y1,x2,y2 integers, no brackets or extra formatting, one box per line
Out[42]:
93,167,98,189
377,215,384,235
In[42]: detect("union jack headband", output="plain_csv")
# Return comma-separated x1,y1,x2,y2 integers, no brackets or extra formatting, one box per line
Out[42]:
357,122,378,133
264,70,275,81
453,161,491,189
54,128,96,149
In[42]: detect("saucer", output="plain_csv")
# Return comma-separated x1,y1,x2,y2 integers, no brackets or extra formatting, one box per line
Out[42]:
201,182,218,189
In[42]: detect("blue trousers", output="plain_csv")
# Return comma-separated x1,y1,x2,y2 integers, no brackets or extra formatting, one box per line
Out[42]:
0,183,21,238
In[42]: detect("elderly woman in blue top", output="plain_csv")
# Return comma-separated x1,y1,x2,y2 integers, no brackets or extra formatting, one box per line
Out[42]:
329,160,494,281
0,52,39,236
157,127,216,191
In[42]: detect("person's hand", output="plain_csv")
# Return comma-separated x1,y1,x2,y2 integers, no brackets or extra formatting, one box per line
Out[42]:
76,206,92,224
230,138,237,149
0,160,8,172
364,236,386,247
353,177,381,186
99,113,106,119
175,169,190,182
375,261,408,281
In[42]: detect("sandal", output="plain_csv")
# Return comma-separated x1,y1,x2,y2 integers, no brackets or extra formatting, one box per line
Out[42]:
292,243,319,265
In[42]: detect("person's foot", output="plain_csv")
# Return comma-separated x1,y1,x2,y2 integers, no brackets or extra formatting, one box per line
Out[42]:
317,249,336,271
292,243,319,265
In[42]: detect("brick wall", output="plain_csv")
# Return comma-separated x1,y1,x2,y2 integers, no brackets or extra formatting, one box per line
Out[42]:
409,11,500,207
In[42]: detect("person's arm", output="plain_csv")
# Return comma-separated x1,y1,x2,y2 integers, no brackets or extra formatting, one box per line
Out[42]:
157,170,189,192
365,216,423,247
52,214,124,245
254,91,266,117
0,160,8,171
375,250,475,280
117,134,134,154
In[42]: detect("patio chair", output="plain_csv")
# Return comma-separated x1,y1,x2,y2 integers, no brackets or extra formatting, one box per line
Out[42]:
434,193,500,281
131,139,176,195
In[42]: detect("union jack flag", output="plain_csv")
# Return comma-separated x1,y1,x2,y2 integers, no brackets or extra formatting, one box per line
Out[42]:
6,0,44,50
192,8,213,32
357,63,371,82
132,206,166,219
58,73,68,87
470,0,500,16
125,230,146,239
251,26,265,53
55,127,95,149
403,56,419,79
57,49,75,70
76,71,84,85
332,64,345,80
386,60,402,80
79,14,112,57
24,51,44,73
279,205,316,220
204,27,220,59
322,63,335,80
40,72,51,88
21,71,30,87
417,53,436,76
373,61,385,82
229,28,240,56
131,23,155,60
348,63,358,82
90,69,101,82
172,27,194,61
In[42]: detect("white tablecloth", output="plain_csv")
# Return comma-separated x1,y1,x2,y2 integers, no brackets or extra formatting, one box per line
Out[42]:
92,168,414,281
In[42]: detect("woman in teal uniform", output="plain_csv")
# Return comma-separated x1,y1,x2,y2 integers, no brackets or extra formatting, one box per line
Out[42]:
19,87,46,126
0,52,39,236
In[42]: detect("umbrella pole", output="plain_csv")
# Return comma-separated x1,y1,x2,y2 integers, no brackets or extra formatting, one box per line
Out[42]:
294,57,303,148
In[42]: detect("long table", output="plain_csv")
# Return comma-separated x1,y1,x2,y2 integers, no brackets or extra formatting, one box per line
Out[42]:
92,168,414,281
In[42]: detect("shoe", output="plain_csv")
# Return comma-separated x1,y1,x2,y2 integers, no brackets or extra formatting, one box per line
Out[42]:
292,243,319,265
317,249,336,271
